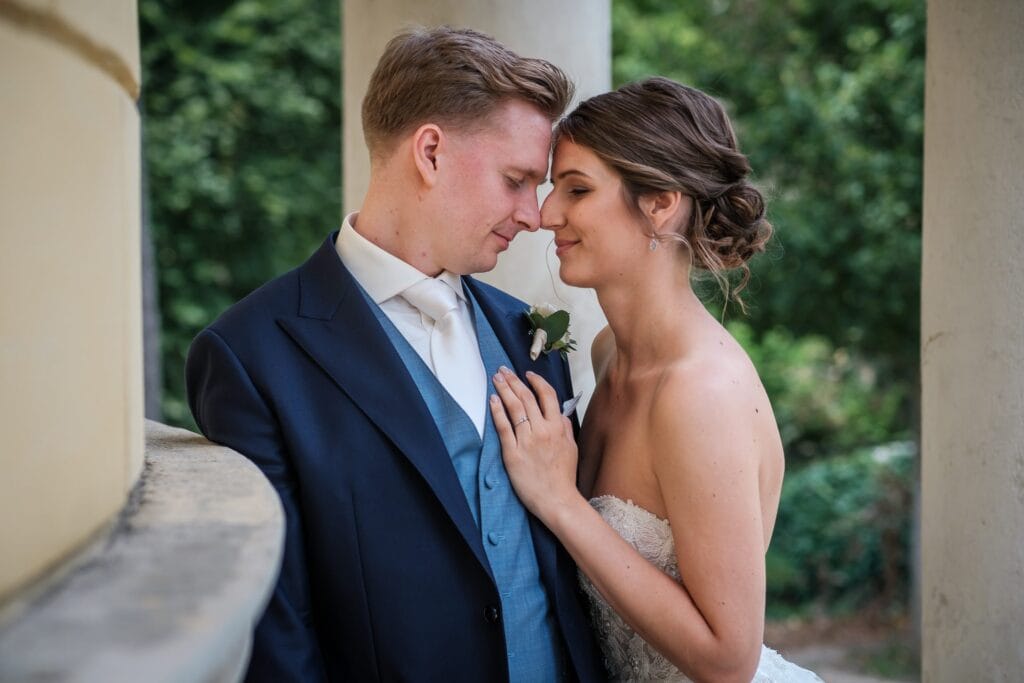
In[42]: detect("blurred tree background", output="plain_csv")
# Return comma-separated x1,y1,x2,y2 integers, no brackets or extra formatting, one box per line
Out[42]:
141,0,923,661
140,0,341,425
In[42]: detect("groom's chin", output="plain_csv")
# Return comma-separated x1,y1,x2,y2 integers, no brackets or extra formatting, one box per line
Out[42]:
469,252,501,275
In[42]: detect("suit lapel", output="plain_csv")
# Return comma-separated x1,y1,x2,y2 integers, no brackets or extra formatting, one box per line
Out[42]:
278,236,493,579
464,276,552,380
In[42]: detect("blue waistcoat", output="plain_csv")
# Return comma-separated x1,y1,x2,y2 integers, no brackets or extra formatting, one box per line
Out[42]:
366,285,564,682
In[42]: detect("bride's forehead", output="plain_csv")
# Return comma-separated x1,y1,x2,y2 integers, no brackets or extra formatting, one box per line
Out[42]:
553,139,588,159
552,141,613,179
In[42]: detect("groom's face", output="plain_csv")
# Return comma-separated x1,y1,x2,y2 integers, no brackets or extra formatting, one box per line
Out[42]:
432,100,553,275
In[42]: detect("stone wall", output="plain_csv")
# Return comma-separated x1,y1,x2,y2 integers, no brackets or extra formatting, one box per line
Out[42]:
920,0,1024,678
0,0,144,602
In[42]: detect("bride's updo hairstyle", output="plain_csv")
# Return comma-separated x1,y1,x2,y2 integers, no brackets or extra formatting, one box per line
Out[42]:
555,77,771,307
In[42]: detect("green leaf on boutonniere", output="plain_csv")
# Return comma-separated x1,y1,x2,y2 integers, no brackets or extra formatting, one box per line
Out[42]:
526,305,576,360
538,310,569,341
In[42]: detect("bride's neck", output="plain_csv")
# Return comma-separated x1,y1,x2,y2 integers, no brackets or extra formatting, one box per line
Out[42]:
595,259,708,375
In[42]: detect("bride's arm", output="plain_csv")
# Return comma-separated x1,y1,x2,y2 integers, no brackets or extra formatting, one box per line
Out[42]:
490,367,764,683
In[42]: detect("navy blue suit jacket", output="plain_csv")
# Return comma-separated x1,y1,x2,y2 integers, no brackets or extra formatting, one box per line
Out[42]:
186,234,605,682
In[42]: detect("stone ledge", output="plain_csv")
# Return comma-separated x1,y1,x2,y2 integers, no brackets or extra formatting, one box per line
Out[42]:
0,420,284,682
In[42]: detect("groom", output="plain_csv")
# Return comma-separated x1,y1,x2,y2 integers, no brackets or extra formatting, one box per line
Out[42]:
186,26,605,683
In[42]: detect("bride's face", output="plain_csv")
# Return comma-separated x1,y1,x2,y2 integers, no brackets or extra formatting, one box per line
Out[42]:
541,140,651,288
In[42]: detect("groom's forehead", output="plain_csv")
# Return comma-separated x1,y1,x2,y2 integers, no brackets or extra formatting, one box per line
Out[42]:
459,129,552,181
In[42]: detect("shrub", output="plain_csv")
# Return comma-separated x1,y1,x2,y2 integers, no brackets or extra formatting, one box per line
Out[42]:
730,322,909,463
766,443,915,615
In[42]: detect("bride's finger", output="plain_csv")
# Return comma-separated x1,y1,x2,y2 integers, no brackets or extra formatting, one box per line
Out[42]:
498,367,544,424
524,371,560,420
492,371,531,430
489,394,518,453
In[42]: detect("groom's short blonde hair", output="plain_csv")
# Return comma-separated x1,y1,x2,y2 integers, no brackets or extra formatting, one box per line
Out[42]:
361,26,574,159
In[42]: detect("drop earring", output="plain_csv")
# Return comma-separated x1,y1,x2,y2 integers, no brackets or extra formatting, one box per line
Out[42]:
648,238,658,252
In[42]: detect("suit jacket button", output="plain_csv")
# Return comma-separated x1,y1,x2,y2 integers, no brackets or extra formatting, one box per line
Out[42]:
484,605,500,623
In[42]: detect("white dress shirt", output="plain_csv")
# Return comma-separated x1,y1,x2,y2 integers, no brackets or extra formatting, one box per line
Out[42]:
335,212,487,436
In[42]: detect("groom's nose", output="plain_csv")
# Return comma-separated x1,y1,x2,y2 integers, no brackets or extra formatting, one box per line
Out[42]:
512,192,542,233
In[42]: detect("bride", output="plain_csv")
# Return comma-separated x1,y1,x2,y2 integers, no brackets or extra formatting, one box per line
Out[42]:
489,77,822,682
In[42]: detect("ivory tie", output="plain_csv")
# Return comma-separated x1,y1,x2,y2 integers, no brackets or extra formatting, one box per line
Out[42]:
401,277,487,436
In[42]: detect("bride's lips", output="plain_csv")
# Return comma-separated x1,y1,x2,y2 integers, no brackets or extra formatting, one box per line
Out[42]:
554,238,579,257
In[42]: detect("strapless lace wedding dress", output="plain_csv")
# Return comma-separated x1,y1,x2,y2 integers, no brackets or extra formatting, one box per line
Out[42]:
579,496,823,682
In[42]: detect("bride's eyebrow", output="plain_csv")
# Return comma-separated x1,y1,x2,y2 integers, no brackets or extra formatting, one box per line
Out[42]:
555,169,591,180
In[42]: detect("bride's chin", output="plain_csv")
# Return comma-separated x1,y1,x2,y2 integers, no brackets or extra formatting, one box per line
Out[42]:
557,264,592,289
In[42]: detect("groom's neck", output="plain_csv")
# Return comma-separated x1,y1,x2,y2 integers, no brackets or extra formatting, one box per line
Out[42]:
355,181,445,278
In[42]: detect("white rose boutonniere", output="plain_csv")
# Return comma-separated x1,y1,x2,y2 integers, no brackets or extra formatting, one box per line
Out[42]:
526,303,576,360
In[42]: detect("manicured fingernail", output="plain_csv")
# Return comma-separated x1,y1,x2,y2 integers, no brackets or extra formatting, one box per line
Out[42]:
490,394,499,404
499,365,512,374
493,372,505,383
525,370,536,378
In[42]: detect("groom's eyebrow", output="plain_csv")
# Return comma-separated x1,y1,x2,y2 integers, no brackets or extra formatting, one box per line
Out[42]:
509,165,547,182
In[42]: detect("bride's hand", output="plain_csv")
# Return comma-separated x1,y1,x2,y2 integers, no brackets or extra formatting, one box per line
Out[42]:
490,366,580,522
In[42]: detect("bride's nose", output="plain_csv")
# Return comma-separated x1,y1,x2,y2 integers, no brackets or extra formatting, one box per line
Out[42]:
540,192,564,232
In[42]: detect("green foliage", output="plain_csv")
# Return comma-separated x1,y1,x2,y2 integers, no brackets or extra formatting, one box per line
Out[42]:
614,0,925,378
730,322,907,462
766,444,915,614
141,0,341,426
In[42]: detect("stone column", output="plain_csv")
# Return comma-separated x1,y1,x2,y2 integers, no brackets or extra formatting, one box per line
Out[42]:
0,0,143,601
343,0,610,410
920,0,1024,679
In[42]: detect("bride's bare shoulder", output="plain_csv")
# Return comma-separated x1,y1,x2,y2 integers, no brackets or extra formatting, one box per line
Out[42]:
650,341,773,459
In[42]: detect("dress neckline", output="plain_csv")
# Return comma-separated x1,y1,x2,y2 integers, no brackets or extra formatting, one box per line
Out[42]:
589,494,671,527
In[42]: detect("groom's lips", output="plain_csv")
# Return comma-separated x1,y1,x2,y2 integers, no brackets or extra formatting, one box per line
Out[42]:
554,238,579,256
492,230,514,250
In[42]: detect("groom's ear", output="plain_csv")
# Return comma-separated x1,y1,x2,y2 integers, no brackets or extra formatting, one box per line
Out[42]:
411,124,444,188
639,191,689,234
